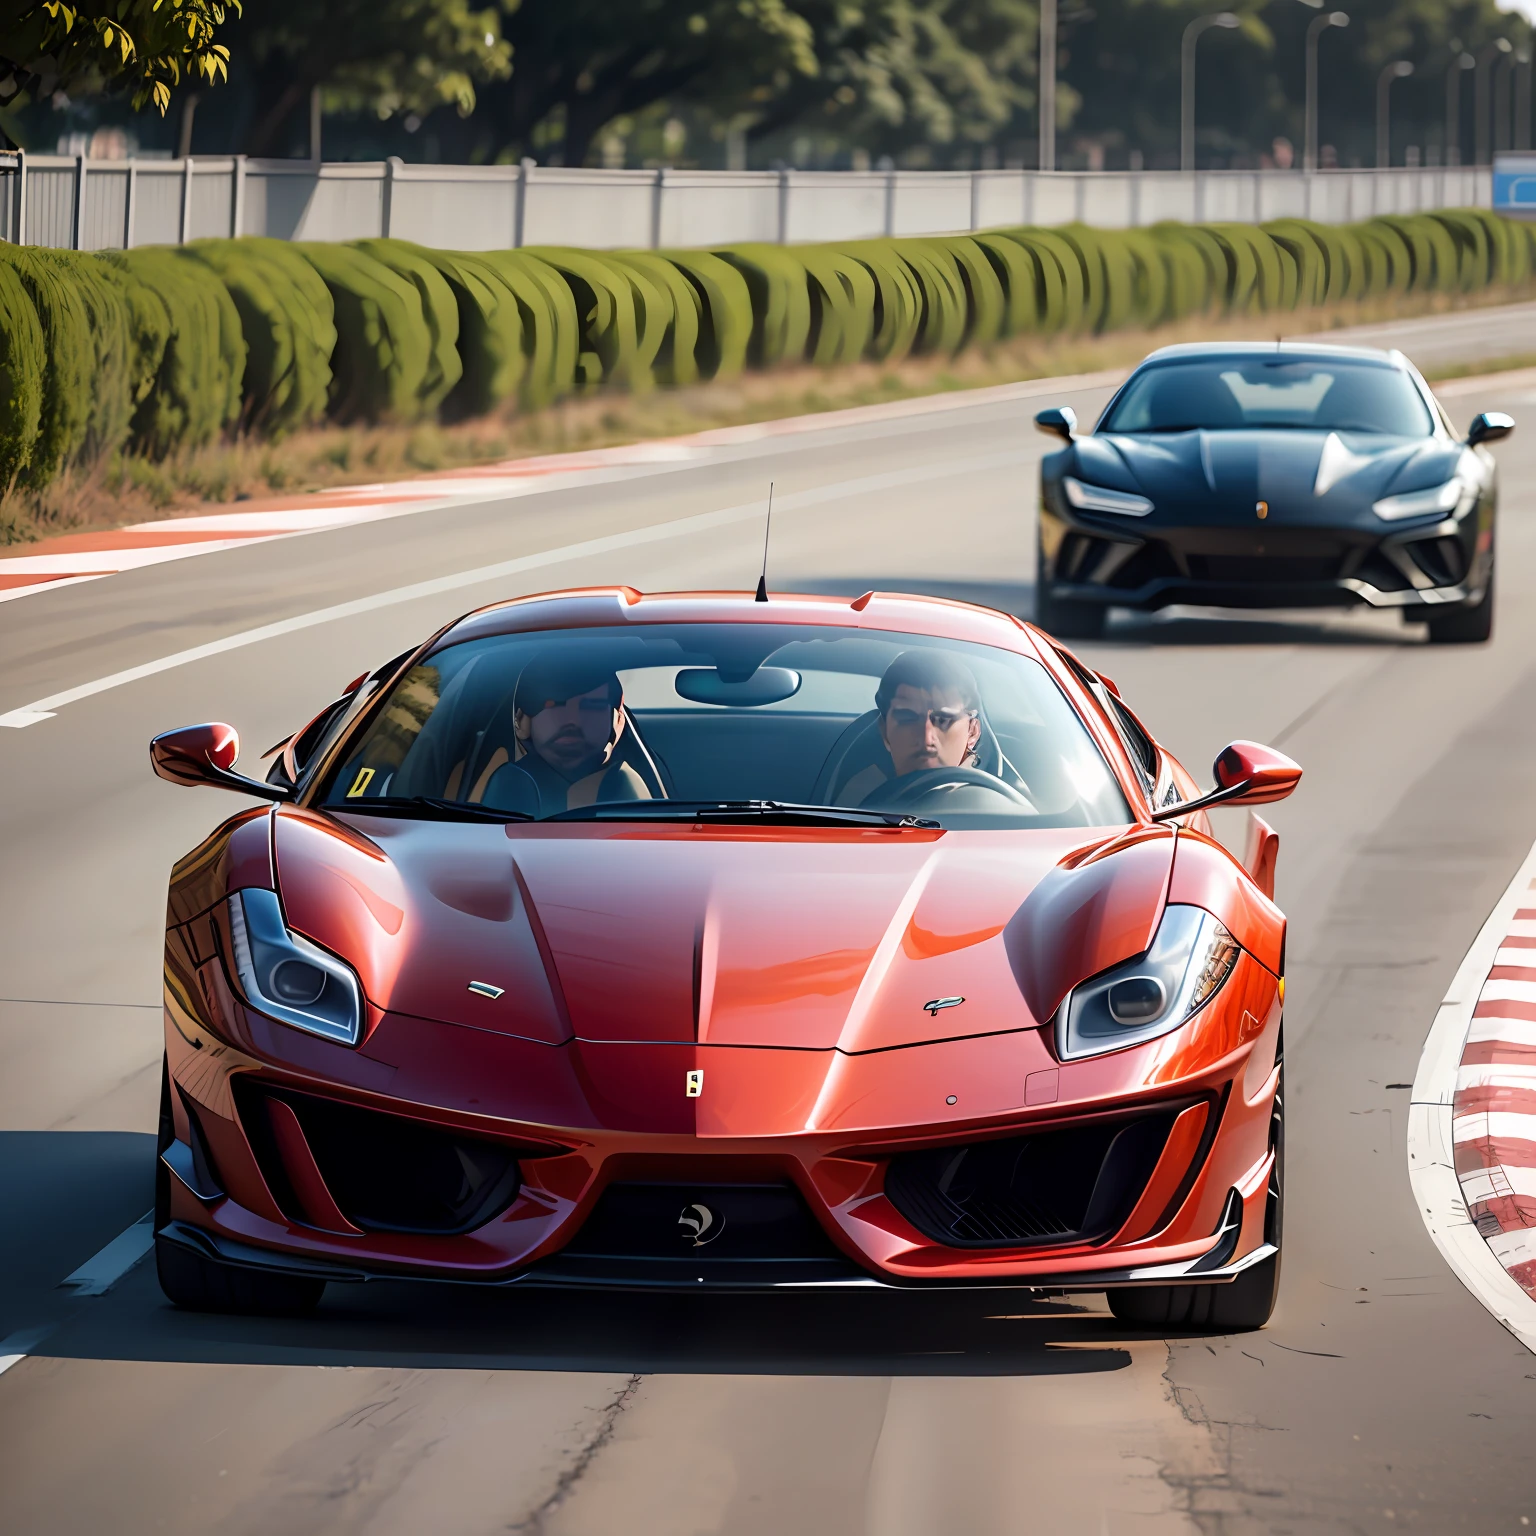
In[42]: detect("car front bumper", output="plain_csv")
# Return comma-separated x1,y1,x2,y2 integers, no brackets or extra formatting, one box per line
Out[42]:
1038,500,1492,614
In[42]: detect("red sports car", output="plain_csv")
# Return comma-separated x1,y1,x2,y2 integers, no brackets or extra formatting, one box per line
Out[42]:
151,587,1298,1330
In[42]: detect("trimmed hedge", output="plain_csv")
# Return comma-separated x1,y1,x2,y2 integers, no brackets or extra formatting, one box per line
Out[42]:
2,207,1533,498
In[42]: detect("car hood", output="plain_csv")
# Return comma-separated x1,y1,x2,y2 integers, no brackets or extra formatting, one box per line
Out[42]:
272,809,1173,1054
1073,430,1462,517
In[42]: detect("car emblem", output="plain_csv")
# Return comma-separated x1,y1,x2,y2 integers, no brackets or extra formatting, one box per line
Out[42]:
1255,500,1269,520
679,1202,724,1247
466,981,504,999
685,1069,704,1097
923,996,965,1017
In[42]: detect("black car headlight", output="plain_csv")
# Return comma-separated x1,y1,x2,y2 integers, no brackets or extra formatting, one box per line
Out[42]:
1372,477,1473,522
1063,475,1154,517
226,888,364,1046
1057,905,1239,1061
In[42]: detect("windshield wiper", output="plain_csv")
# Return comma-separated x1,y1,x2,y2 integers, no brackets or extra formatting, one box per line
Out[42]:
330,795,534,823
549,799,940,829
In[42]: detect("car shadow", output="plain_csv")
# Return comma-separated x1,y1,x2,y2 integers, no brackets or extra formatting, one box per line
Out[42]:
7,1132,1134,1379
786,576,1419,648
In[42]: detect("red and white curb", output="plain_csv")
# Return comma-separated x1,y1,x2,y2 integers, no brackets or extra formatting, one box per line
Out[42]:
1410,836,1536,1353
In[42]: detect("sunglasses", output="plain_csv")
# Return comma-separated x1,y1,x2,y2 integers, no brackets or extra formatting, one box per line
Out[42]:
886,707,977,731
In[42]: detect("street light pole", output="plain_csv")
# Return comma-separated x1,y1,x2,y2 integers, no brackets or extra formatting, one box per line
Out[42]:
1475,38,1512,167
1376,60,1413,168
1518,50,1532,152
1182,12,1242,173
1494,47,1516,155
1040,0,1057,171
1446,47,1474,164
1305,11,1349,173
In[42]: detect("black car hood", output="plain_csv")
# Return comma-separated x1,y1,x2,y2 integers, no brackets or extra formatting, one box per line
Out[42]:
1073,431,1462,517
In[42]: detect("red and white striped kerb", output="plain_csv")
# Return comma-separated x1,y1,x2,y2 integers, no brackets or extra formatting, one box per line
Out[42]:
1454,880,1536,1297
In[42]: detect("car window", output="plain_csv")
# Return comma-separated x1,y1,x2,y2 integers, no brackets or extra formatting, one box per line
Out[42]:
1100,357,1434,437
317,623,1132,830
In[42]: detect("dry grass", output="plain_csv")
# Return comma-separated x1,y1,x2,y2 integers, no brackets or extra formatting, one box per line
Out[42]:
4,281,1534,549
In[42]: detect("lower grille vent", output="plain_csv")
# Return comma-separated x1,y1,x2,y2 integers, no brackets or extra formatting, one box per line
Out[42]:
885,1111,1179,1249
237,1082,526,1235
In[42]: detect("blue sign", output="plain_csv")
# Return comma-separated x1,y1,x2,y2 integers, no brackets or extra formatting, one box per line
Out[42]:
1493,154,1536,218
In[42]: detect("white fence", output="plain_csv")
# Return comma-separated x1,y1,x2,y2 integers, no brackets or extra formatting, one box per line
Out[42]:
0,153,1493,251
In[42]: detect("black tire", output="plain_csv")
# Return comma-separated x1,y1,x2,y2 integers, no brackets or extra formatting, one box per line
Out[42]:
156,1235,326,1317
1108,1044,1284,1334
154,1054,325,1317
1034,581,1106,641
1425,579,1494,644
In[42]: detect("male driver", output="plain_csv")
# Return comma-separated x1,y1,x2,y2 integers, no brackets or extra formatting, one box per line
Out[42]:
841,650,984,804
473,654,652,816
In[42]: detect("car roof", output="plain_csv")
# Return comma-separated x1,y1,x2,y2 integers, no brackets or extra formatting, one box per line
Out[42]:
1135,340,1405,368
432,587,1054,659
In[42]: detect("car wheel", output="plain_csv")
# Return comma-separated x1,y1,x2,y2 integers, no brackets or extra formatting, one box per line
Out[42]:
1034,580,1106,641
1108,1043,1284,1334
153,1055,325,1317
1425,579,1494,644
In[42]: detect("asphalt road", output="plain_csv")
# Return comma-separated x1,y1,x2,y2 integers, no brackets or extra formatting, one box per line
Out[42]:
4,309,1536,1535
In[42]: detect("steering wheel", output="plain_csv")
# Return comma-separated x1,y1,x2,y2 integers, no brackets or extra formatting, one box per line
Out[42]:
873,767,1034,812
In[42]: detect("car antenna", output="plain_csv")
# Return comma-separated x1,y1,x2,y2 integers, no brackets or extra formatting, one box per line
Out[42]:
754,482,773,602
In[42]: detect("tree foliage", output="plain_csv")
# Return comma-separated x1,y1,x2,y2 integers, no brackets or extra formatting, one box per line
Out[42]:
0,0,237,113
225,0,509,154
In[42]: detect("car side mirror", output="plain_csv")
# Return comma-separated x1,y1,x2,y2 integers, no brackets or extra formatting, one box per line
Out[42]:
1151,740,1301,823
1468,411,1514,447
1034,406,1077,441
151,723,290,801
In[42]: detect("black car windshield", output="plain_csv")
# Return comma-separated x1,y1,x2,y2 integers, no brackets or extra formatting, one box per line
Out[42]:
1100,356,1434,437
316,623,1131,831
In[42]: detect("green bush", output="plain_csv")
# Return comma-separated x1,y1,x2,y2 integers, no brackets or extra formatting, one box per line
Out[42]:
187,238,332,436
8,208,1536,509
0,260,43,486
101,248,243,457
298,243,436,422
351,238,464,416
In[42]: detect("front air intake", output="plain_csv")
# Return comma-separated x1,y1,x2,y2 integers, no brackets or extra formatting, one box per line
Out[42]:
884,1110,1180,1249
236,1082,526,1235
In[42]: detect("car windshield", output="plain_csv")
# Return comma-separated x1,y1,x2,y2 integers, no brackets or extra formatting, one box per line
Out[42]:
1099,356,1434,437
317,623,1131,831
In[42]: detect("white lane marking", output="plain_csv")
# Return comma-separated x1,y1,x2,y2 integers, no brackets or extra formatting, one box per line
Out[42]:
58,1212,154,1295
0,575,107,606
1408,841,1536,1355
0,451,1028,729
0,541,254,576
0,1326,54,1380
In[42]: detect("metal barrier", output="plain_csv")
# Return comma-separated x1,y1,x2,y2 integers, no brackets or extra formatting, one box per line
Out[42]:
0,153,1494,251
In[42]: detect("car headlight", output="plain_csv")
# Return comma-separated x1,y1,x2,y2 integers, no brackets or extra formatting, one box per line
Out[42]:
1057,905,1239,1061
1063,475,1154,517
1372,477,1472,522
226,888,364,1045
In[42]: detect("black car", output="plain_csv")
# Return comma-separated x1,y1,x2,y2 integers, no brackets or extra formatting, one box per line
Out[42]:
1033,342,1514,643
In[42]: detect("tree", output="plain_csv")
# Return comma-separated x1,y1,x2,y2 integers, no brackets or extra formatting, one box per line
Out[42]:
437,0,1038,168
0,0,237,113
228,0,510,155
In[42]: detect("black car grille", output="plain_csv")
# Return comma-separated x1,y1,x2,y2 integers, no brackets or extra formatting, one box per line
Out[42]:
1186,554,1341,585
237,1082,526,1235
884,1111,1179,1249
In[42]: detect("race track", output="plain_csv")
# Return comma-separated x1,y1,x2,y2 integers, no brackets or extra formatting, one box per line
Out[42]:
3,310,1536,1534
